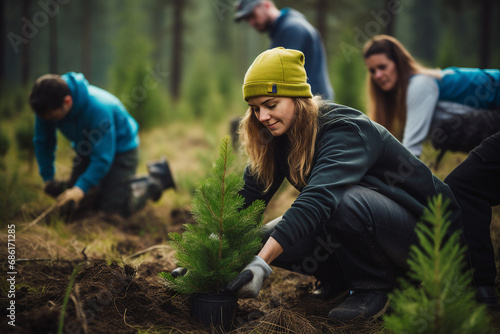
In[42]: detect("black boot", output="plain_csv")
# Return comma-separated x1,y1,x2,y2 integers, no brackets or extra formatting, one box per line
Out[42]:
311,280,350,303
310,250,350,302
147,158,176,191
128,176,164,213
146,177,164,202
327,290,389,322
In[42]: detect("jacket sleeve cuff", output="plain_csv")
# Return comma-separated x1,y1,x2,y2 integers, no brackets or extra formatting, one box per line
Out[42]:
40,167,55,182
253,256,273,277
74,180,90,194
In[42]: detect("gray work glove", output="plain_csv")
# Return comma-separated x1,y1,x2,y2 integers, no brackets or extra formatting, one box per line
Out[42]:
224,256,273,298
171,267,187,278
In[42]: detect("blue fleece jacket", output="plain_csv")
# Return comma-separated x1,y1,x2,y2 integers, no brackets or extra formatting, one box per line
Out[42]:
33,72,139,193
439,67,500,109
269,8,334,100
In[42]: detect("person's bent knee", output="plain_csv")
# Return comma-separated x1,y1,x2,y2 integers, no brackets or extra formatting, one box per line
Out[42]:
330,186,374,233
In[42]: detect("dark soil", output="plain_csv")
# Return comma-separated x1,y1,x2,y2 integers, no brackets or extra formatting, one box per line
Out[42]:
0,258,382,334
0,262,340,333
2,207,500,333
5,259,500,334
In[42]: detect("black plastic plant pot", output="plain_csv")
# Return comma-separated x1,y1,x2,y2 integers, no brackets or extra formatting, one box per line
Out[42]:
189,293,238,332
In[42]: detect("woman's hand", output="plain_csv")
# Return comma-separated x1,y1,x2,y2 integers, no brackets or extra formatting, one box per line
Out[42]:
224,237,284,298
224,255,273,298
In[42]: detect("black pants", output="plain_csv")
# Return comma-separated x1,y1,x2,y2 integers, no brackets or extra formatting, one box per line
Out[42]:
68,149,139,217
263,185,418,291
444,130,500,286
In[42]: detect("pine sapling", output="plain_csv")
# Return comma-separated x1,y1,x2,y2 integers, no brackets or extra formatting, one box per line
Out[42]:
383,194,493,334
159,136,265,294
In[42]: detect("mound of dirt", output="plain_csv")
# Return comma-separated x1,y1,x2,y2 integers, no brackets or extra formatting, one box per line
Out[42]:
0,261,200,334
61,262,202,333
0,262,75,334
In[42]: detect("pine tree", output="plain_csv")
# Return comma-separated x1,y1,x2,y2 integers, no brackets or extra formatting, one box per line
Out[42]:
160,136,265,294
384,195,493,334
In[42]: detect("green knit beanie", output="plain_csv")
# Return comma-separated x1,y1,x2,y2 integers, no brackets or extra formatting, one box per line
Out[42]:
243,47,313,101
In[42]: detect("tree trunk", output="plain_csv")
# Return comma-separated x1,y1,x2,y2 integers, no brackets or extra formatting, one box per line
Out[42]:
171,0,183,100
0,0,5,88
385,0,395,36
152,0,167,66
81,0,92,79
49,11,58,74
316,0,328,49
21,0,31,86
479,0,491,68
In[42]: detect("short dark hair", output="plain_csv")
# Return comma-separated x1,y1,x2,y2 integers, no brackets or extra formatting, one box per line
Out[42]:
29,74,71,116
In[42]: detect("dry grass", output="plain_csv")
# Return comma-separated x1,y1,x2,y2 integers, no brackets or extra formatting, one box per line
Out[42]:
236,306,318,333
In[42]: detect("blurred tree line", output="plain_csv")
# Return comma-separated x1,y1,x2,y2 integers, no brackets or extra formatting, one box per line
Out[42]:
1,0,499,126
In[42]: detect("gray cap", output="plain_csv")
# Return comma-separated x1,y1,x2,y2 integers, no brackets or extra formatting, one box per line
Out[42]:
234,0,263,22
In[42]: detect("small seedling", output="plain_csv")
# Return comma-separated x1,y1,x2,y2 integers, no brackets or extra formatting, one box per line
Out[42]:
384,195,493,334
159,136,265,294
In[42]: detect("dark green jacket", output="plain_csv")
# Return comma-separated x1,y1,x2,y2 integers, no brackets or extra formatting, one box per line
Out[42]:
240,103,461,251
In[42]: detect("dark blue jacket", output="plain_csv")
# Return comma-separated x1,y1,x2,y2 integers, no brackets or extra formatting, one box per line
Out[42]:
270,8,334,100
33,72,139,193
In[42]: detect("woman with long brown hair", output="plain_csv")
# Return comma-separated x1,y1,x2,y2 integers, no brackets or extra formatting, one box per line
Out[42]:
363,35,500,157
223,47,462,321
363,36,500,309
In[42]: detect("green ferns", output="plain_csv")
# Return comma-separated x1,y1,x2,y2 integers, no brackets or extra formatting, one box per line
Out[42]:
160,136,265,294
384,195,493,334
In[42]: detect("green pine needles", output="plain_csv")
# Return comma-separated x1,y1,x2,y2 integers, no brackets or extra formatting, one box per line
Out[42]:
384,194,493,334
159,136,265,294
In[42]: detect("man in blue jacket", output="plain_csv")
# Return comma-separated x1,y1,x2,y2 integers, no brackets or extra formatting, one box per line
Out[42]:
29,72,175,217
234,0,334,100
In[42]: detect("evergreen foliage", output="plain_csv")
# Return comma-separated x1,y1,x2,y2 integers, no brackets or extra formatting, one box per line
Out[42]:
383,195,493,334
160,136,265,294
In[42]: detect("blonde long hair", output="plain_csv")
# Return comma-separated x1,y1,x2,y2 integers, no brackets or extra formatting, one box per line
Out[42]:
238,96,321,192
363,35,440,139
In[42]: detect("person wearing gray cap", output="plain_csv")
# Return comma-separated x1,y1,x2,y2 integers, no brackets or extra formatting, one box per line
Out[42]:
234,0,334,100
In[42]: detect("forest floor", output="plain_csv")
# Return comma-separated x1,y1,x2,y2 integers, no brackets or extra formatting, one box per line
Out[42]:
2,121,500,333
0,204,380,334
2,202,500,334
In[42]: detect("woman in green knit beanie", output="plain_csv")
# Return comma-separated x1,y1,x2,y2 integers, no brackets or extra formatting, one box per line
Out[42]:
224,47,462,322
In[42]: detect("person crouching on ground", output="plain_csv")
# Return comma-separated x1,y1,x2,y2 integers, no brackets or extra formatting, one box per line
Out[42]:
29,72,175,218
362,35,500,159
224,47,462,321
